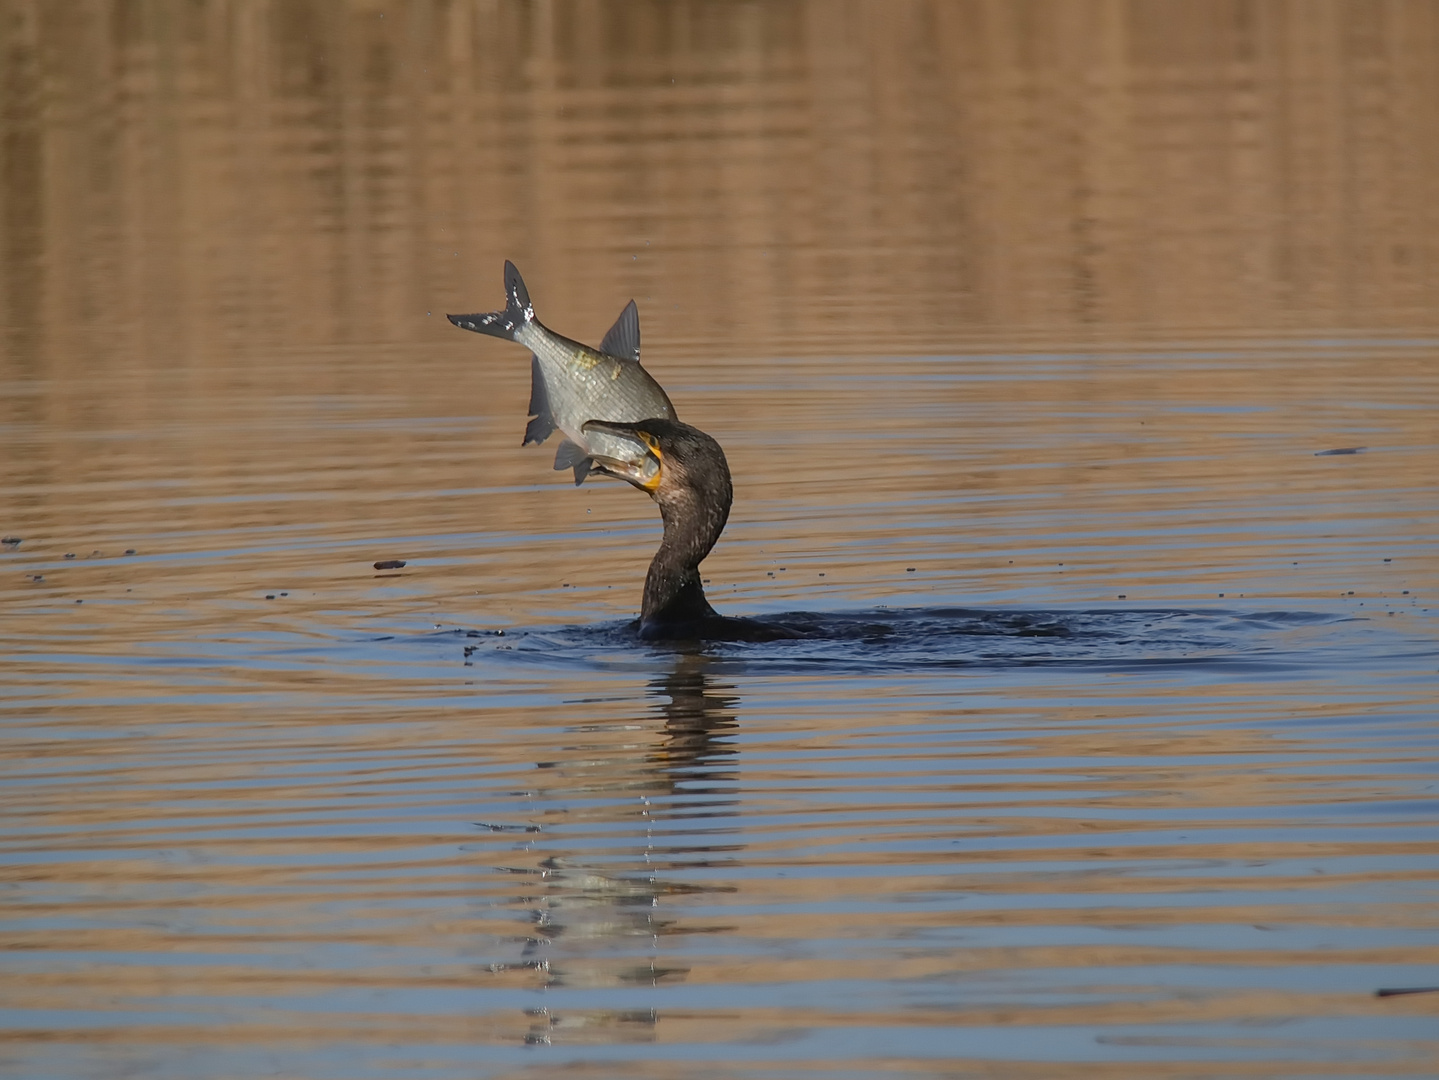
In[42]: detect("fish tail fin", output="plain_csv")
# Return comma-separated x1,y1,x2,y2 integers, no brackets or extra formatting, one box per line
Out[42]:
447,260,536,340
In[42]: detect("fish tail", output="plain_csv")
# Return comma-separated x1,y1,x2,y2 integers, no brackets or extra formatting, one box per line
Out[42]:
447,260,536,340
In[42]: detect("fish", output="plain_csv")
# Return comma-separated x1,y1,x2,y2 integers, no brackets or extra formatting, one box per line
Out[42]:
447,261,677,485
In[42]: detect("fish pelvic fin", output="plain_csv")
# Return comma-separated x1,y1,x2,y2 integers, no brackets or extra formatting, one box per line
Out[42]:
523,354,555,446
552,439,593,485
446,260,536,341
599,299,641,363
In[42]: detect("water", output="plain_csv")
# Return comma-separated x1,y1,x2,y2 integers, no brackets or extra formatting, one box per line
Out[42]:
3,4,1439,1078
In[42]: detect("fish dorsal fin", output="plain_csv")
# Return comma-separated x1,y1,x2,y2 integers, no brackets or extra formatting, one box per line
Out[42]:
552,439,593,485
523,354,555,446
599,300,640,363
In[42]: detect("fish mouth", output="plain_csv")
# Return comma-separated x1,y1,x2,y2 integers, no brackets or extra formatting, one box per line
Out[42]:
582,420,663,492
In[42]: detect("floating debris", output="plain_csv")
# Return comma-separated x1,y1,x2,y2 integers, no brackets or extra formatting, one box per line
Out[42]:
1315,446,1367,456
373,559,406,570
1,537,21,547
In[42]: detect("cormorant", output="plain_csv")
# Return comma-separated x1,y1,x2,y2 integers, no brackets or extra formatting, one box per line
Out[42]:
583,418,797,642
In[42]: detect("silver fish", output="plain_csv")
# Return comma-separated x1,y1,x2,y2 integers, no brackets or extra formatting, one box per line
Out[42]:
447,262,677,485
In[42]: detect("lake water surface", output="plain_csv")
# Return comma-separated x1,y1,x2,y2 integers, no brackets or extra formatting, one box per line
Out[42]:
2,4,1438,1078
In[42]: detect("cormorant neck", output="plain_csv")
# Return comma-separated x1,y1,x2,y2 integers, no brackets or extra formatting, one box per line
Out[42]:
640,465,731,635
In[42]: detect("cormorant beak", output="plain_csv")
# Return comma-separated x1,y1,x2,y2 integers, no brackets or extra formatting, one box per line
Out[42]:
581,420,663,493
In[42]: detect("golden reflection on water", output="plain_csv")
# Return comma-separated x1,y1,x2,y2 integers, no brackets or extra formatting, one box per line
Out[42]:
4,0,1439,358
2,2,1439,1077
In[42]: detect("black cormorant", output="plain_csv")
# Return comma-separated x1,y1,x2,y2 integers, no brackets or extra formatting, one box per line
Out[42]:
583,418,796,642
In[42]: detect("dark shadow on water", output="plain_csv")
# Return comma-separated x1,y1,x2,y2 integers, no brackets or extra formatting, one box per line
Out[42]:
457,606,1363,677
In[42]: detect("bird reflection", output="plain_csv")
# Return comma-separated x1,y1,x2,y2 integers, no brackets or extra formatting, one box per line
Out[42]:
484,653,741,1046
647,652,740,785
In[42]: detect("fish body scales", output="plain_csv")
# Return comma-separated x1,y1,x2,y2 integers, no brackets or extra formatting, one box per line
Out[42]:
523,327,673,468
447,262,676,484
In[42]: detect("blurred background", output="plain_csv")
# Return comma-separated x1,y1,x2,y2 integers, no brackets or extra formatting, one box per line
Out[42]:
5,0,1439,360
5,0,1437,601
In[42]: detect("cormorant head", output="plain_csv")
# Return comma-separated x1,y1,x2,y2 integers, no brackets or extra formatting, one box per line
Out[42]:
581,418,732,523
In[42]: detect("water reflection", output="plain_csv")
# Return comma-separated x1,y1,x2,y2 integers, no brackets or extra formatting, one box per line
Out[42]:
647,653,742,788
487,654,741,1045
5,0,1439,369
